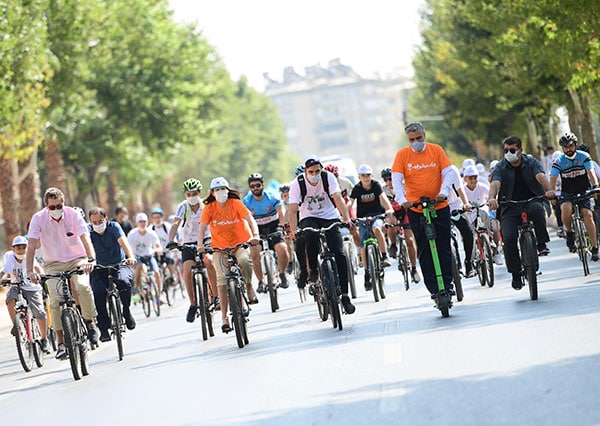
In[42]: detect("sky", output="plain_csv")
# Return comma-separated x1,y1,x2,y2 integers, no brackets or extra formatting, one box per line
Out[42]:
168,0,427,91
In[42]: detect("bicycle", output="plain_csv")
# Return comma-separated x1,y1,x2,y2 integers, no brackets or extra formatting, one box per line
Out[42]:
206,243,251,348
259,230,283,313
42,280,57,352
297,222,347,331
412,197,459,317
500,195,546,300
342,231,358,298
559,188,600,276
2,274,45,372
172,244,215,341
353,214,387,302
138,258,160,318
157,254,175,307
384,223,411,290
93,261,128,361
41,268,91,381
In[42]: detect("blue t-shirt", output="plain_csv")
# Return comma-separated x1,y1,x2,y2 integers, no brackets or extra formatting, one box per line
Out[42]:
89,221,126,265
242,191,281,227
550,150,592,194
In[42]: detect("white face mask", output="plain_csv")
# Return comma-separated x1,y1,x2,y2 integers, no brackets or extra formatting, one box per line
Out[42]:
187,195,200,206
215,190,229,203
49,209,64,220
306,174,321,184
410,141,426,153
93,222,107,233
504,151,519,163
14,253,25,260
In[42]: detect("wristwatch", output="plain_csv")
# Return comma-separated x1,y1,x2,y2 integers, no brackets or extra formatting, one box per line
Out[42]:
87,257,96,262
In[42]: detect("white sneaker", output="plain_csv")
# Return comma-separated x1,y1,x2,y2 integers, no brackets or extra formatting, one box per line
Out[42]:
493,253,504,265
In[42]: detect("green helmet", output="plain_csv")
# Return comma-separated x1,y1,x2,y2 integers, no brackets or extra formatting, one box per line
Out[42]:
182,178,202,192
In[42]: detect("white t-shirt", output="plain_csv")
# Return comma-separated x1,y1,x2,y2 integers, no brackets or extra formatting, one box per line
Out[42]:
174,201,210,243
464,182,490,223
151,221,172,249
2,251,42,291
289,171,341,221
444,165,465,211
127,228,160,257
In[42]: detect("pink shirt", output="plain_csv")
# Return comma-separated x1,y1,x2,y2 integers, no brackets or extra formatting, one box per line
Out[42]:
28,206,88,263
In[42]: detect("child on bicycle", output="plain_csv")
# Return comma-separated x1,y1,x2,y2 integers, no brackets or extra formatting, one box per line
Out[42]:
2,236,48,353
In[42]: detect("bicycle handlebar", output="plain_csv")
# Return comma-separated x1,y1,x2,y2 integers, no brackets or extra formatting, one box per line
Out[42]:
352,214,388,224
499,194,547,206
40,268,85,283
205,242,251,254
410,197,445,209
297,221,347,235
558,187,600,202
93,260,129,271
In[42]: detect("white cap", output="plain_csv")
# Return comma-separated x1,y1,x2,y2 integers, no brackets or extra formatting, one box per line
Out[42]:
476,163,485,174
463,165,479,177
462,158,476,169
303,155,322,168
135,213,148,222
210,177,229,190
12,235,27,246
489,160,499,170
357,164,373,175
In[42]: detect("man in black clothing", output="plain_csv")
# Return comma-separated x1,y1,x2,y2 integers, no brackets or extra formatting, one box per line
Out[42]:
113,206,133,235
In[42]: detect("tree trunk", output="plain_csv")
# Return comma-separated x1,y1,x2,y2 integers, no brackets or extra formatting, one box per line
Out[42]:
18,147,42,232
567,87,584,142
580,93,598,163
0,157,22,249
155,176,175,216
525,114,539,157
44,137,68,199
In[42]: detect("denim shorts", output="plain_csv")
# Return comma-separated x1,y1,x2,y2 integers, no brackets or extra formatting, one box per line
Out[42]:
358,217,384,247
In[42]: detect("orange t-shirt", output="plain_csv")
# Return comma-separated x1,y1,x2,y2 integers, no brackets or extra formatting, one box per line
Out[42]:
199,199,252,248
391,143,451,211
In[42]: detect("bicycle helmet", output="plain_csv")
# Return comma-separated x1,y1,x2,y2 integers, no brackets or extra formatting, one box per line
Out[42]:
279,184,290,192
559,132,578,147
182,178,202,192
381,167,392,178
151,207,164,216
248,172,264,184
324,164,339,177
294,164,305,177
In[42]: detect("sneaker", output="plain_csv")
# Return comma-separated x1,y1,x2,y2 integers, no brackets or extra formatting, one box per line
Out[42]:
341,296,355,314
159,296,168,305
511,273,522,290
537,244,550,256
297,271,308,289
186,305,197,323
388,244,398,259
557,226,566,238
257,281,266,293
493,253,504,265
279,273,289,289
464,264,476,278
55,343,68,360
592,247,599,262
210,296,220,311
123,309,136,330
566,232,576,253
411,267,421,283
85,320,99,346
307,273,319,285
40,338,50,354
99,329,111,343
364,274,372,291
382,255,392,268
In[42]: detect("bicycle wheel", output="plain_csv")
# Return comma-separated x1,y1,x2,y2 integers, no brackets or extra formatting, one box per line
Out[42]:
48,326,57,352
367,244,379,302
149,276,161,317
15,314,33,372
202,278,214,338
62,309,82,380
108,294,124,361
574,216,590,276
481,234,495,287
78,316,90,377
521,231,538,300
343,241,357,299
227,278,245,348
195,273,208,341
238,285,249,345
264,253,279,313
322,258,342,330
163,275,173,307
398,238,410,290
141,282,151,318
451,246,463,302
474,235,487,287
32,320,44,368
375,253,386,300
315,283,328,321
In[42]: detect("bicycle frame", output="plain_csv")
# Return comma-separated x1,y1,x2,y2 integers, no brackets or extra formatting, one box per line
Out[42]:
354,214,387,302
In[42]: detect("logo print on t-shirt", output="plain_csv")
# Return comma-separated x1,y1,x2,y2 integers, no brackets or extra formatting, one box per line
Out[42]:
307,194,325,211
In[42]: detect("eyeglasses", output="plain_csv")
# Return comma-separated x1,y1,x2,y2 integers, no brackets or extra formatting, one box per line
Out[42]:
249,183,262,189
503,147,519,154
47,204,64,210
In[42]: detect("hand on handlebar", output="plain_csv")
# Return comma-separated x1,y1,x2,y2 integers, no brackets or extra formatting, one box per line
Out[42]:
488,199,499,210
27,270,41,284
434,193,448,203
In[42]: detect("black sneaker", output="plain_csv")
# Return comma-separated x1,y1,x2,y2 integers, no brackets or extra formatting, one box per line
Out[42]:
297,271,308,289
537,244,550,256
592,247,599,262
186,305,197,323
99,329,111,342
279,273,289,289
307,273,319,285
364,274,372,291
55,343,68,360
566,232,576,253
512,273,522,290
40,338,50,354
123,309,136,330
85,320,99,346
341,296,355,314
257,281,266,293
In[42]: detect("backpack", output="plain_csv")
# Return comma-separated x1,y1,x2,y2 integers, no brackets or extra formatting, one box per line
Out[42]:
151,223,168,234
297,171,334,206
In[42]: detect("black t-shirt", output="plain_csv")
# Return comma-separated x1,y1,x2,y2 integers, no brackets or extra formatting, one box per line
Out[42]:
511,165,536,201
350,180,385,217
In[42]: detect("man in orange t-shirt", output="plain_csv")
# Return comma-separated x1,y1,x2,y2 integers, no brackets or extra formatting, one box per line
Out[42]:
391,122,455,300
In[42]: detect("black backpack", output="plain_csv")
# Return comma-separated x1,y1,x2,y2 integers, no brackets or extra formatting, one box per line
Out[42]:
297,171,334,206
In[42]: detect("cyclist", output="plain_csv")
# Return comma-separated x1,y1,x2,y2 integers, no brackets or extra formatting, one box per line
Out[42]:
243,173,290,291
279,183,295,274
349,164,394,290
391,122,456,300
25,187,99,360
549,132,599,260
88,207,137,342
488,135,555,290
2,236,48,353
151,207,178,285
112,206,133,235
380,167,421,283
168,178,218,322
287,156,356,314
197,177,260,333
127,213,165,303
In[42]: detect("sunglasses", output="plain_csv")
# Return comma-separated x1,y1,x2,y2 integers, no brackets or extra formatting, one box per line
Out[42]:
47,204,64,210
503,147,519,154
249,183,262,189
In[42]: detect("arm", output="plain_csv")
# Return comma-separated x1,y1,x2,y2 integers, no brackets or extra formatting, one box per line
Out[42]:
80,233,96,273
333,192,351,223
168,218,181,242
197,222,208,252
587,168,599,187
276,204,286,227
244,213,260,245
379,193,394,216
488,180,501,211
287,203,299,238
117,235,136,266
535,172,555,198
392,172,409,209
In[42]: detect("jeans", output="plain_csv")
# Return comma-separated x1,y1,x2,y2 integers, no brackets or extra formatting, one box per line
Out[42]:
90,266,133,332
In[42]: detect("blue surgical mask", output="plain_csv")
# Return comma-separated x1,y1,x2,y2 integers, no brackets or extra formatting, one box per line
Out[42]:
410,141,426,153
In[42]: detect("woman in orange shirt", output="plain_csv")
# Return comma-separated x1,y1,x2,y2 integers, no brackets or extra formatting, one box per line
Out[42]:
197,177,260,333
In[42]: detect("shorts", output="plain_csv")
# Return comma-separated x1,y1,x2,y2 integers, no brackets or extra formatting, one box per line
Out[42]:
137,255,159,272
358,216,384,247
562,193,592,211
182,238,211,263
258,222,285,249
393,208,411,229
156,253,175,266
5,287,46,320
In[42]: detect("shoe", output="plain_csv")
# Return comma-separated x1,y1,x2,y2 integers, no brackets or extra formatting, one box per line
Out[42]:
86,320,99,346
210,296,220,311
592,247,599,262
382,255,392,268
55,343,68,360
566,232,576,253
159,296,167,305
286,262,293,274
40,338,50,354
297,271,307,289
388,244,398,259
364,274,372,291
279,273,289,289
411,268,421,283
464,266,476,278
99,329,111,343
186,305,197,323
537,244,550,256
512,273,522,290
10,324,17,337
493,253,504,265
221,321,232,334
341,296,355,314
248,296,259,305
257,281,266,293
123,309,136,330
307,273,319,285
557,226,566,238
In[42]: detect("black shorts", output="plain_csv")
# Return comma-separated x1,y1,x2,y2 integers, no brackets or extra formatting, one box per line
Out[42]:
258,222,285,249
182,238,211,263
